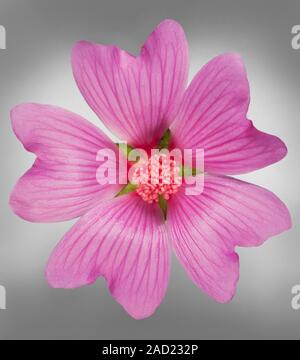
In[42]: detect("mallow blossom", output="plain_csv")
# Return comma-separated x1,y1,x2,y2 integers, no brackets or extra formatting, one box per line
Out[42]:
10,20,291,319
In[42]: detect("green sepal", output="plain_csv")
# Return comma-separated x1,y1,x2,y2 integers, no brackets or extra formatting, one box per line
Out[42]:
158,195,168,220
180,165,200,177
115,182,137,197
116,142,134,157
157,129,171,150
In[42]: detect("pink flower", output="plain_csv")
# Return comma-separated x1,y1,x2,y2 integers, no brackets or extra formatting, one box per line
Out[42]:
10,19,291,319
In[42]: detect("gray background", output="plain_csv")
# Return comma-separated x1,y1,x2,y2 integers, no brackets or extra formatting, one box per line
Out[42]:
0,0,299,339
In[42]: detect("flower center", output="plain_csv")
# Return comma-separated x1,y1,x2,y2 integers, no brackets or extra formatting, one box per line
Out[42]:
131,153,182,203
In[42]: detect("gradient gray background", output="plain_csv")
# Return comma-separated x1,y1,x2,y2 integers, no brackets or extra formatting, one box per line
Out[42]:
0,0,299,339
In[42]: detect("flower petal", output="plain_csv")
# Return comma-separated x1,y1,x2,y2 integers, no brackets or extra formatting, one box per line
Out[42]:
46,194,171,319
10,103,121,222
72,19,189,147
167,175,291,302
171,53,287,174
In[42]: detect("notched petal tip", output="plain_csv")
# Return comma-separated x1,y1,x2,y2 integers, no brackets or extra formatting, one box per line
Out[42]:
10,102,35,144
154,18,186,33
45,264,96,289
9,103,120,223
218,52,244,64
71,40,91,57
117,299,160,320
71,19,189,146
9,185,27,221
246,119,289,167
8,168,43,224
44,196,170,318
211,252,240,304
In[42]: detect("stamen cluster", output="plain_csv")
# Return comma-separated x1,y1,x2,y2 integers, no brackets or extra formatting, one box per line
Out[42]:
131,154,181,203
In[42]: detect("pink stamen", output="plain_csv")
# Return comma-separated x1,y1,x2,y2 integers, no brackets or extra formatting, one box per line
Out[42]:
131,154,182,203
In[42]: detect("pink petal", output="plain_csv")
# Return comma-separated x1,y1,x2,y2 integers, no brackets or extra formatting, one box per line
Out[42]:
171,53,287,174
10,103,121,222
46,194,171,319
167,175,291,302
72,19,189,147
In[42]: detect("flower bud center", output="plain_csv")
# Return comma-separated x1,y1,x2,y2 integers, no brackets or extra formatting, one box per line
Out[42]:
131,153,181,203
